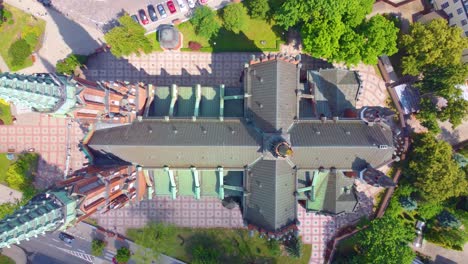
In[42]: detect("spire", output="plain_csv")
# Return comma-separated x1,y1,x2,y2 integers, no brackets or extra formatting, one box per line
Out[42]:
270,139,293,158
359,167,395,188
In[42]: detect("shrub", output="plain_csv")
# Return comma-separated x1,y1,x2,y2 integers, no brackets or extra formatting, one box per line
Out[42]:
284,236,302,258
8,39,31,67
399,196,418,211
192,245,220,264
188,41,202,51
266,239,280,257
222,3,248,34
115,247,131,263
22,25,42,49
56,54,88,75
437,210,461,228
425,227,467,251
0,9,13,25
91,239,106,256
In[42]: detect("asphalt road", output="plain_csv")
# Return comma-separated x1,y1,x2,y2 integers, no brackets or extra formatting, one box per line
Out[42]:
19,231,95,264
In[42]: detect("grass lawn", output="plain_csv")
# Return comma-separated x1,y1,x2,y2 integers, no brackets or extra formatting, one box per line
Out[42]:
0,4,46,71
0,99,13,125
127,225,311,263
0,254,15,264
0,153,13,184
178,9,284,52
145,32,162,51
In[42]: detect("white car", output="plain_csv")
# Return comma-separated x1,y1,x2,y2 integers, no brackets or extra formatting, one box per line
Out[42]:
177,0,188,11
187,0,196,9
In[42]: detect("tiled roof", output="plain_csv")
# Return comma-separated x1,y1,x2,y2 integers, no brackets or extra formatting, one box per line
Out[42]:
244,160,297,232
246,60,298,133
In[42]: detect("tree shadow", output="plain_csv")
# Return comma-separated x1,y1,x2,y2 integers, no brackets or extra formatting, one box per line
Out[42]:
211,30,263,52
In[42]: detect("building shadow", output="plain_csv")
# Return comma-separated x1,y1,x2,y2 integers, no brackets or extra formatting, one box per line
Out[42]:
35,156,65,190
46,6,102,56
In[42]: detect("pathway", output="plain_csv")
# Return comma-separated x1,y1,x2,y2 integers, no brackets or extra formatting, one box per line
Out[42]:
0,55,10,72
5,0,104,73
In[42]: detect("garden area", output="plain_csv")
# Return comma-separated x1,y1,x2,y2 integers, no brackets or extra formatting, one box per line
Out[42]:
0,99,13,125
127,222,311,264
0,153,39,219
0,4,46,71
0,254,15,264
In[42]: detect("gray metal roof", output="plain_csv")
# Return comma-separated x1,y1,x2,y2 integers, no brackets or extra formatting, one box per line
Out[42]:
321,171,358,214
88,119,263,168
309,69,360,117
289,120,394,170
244,160,297,231
246,60,298,133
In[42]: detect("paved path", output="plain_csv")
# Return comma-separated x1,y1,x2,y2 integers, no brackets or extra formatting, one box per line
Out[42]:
5,0,104,73
0,112,87,189
1,245,27,264
0,55,10,72
412,241,468,264
370,0,426,33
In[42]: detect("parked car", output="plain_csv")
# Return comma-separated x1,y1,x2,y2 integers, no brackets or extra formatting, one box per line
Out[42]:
176,0,188,11
59,232,75,244
138,9,149,25
131,14,139,24
167,1,177,14
157,4,167,18
147,5,158,22
199,0,209,5
187,0,196,9
38,0,51,7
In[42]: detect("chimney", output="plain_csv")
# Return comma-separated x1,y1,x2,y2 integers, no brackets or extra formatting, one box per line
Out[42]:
320,115,327,123
332,116,339,123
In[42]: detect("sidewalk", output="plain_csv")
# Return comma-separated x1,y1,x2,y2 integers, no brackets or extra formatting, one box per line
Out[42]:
68,222,184,264
0,55,10,72
1,245,27,264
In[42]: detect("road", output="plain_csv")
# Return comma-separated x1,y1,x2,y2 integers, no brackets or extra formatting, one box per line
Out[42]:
19,230,94,264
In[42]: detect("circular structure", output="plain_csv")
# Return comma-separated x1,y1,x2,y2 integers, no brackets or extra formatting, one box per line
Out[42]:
158,25,182,50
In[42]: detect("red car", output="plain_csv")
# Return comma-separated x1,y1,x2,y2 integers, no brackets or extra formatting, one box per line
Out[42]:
199,0,209,5
138,9,149,25
167,0,177,14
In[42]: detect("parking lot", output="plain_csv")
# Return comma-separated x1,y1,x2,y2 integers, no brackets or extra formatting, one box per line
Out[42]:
51,0,229,33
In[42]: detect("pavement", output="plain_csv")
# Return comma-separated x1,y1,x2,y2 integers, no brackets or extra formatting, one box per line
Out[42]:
5,0,104,73
51,0,232,34
0,110,87,189
19,230,94,264
411,241,468,264
1,245,27,264
369,0,426,33
0,184,23,204
0,55,10,73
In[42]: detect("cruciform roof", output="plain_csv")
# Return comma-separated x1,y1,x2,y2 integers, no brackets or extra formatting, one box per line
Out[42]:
87,58,396,232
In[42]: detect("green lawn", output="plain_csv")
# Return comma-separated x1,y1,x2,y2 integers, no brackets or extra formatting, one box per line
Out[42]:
145,32,162,51
0,4,46,71
0,99,13,125
0,153,13,184
0,254,15,264
178,10,284,52
127,225,311,263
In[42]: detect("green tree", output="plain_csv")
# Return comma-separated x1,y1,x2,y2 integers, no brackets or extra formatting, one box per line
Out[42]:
91,239,106,256
104,15,152,58
358,15,399,65
437,210,461,228
192,245,220,264
126,222,175,254
352,216,415,264
246,0,270,20
115,247,131,263
426,227,467,251
400,19,468,75
284,236,302,258
222,3,248,34
56,54,88,75
407,134,468,202
8,39,31,67
191,6,220,39
399,196,418,211
275,0,397,65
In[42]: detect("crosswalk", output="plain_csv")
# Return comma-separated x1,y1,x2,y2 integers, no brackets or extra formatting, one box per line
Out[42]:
55,246,95,263
103,250,116,262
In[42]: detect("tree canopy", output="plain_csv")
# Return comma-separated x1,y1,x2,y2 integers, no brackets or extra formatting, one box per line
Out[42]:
115,247,131,263
351,216,415,264
104,15,152,58
407,133,468,202
245,0,270,20
8,39,31,67
274,0,397,65
56,54,88,75
191,6,220,39
222,3,248,34
400,19,468,76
